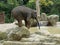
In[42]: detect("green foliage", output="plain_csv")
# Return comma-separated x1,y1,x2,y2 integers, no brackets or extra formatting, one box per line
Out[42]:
0,0,60,23
29,0,53,6
23,0,29,5
0,1,14,23
0,0,29,23
47,0,60,20
26,2,36,9
41,5,53,14
7,0,13,4
26,0,53,14
0,0,20,23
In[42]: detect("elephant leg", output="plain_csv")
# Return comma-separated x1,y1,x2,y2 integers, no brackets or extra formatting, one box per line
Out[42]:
26,14,31,29
25,19,31,29
18,20,22,27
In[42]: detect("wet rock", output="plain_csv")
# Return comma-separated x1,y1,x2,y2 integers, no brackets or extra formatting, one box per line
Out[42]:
42,42,56,45
0,32,7,40
47,15,59,26
7,26,30,41
21,34,41,42
40,13,48,21
30,19,37,27
40,21,48,26
3,41,41,45
35,29,50,36
0,40,5,45
21,33,47,42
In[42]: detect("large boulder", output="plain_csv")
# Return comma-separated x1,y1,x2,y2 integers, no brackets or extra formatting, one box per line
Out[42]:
47,15,59,26
40,13,48,21
30,19,37,27
7,26,30,41
0,32,7,40
48,15,59,22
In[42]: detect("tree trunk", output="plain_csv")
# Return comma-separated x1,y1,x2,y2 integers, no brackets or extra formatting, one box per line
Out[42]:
36,0,40,29
36,0,40,16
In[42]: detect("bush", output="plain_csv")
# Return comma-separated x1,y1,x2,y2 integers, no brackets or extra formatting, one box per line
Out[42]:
26,2,36,9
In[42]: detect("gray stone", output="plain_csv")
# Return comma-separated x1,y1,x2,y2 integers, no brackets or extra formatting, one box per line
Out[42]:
0,32,7,40
30,19,37,27
21,34,41,42
21,33,47,42
47,15,59,26
3,41,41,45
42,42,56,45
39,21,48,26
40,13,48,21
7,26,30,41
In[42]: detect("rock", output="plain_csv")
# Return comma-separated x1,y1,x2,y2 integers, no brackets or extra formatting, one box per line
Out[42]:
0,40,5,45
56,22,60,26
44,38,54,42
7,26,30,41
13,20,25,26
42,42,56,45
40,13,48,21
30,19,37,27
47,15,59,26
53,34,60,38
35,29,50,36
30,34,47,39
21,38,35,42
40,29,50,36
21,34,41,42
21,33,46,42
0,32,7,40
3,41,41,45
39,21,48,26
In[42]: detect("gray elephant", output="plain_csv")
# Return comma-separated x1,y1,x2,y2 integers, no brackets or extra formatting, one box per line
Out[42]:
11,6,40,29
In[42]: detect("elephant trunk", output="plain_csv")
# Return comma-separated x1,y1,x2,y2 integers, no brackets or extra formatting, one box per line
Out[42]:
35,17,40,29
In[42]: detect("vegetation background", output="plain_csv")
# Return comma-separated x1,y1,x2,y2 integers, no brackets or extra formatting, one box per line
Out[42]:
0,0,60,23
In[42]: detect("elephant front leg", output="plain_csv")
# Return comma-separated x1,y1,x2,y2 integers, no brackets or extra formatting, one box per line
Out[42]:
25,13,31,29
25,19,31,29
18,20,22,27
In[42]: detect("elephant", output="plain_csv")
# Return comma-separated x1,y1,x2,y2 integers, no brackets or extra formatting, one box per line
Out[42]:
11,6,40,29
